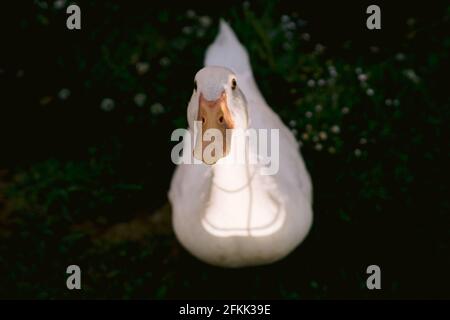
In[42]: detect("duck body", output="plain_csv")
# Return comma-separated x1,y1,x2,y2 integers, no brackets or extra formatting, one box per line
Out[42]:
169,21,313,268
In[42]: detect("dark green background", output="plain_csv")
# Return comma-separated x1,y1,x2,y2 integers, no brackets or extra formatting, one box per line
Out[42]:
0,1,448,299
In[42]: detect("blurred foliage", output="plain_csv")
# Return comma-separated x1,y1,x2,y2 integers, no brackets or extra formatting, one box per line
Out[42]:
0,1,449,299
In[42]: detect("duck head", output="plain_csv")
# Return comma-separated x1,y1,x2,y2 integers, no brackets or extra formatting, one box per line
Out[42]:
187,66,248,165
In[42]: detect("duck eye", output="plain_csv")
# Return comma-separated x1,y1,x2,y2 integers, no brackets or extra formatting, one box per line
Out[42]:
231,78,237,90
194,80,197,92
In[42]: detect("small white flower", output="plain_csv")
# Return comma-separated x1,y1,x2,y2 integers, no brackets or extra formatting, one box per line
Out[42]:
359,138,367,145
281,15,290,24
315,104,322,112
301,133,309,140
315,143,323,151
354,148,362,157
370,46,380,53
318,79,325,86
366,88,374,96
331,125,340,134
385,99,392,106
150,103,164,115
57,88,70,100
319,131,328,140
301,33,310,41
289,120,297,127
314,43,325,53
341,107,350,114
53,0,66,10
396,53,406,61
136,62,150,75
182,26,193,35
159,57,171,67
101,98,115,112
36,0,48,9
307,79,315,87
186,10,196,19
199,16,212,28
305,111,313,118
285,21,296,30
403,69,420,83
134,93,147,107
358,74,368,82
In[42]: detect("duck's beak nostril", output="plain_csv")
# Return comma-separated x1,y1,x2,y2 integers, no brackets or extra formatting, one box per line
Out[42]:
194,91,234,165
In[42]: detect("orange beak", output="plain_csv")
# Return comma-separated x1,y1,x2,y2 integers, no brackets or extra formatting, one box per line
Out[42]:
193,91,234,165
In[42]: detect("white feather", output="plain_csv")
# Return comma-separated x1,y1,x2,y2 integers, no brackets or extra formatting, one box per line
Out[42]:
169,20,313,267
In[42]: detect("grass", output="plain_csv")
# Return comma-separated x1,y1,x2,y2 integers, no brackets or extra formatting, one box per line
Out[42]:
0,1,448,299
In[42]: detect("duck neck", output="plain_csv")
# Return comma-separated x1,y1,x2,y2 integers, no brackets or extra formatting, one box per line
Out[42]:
211,129,254,191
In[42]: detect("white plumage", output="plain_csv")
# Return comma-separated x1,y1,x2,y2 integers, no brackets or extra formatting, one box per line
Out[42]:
169,20,313,267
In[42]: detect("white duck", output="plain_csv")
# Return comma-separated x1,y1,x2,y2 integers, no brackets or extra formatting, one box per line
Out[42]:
168,20,313,268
